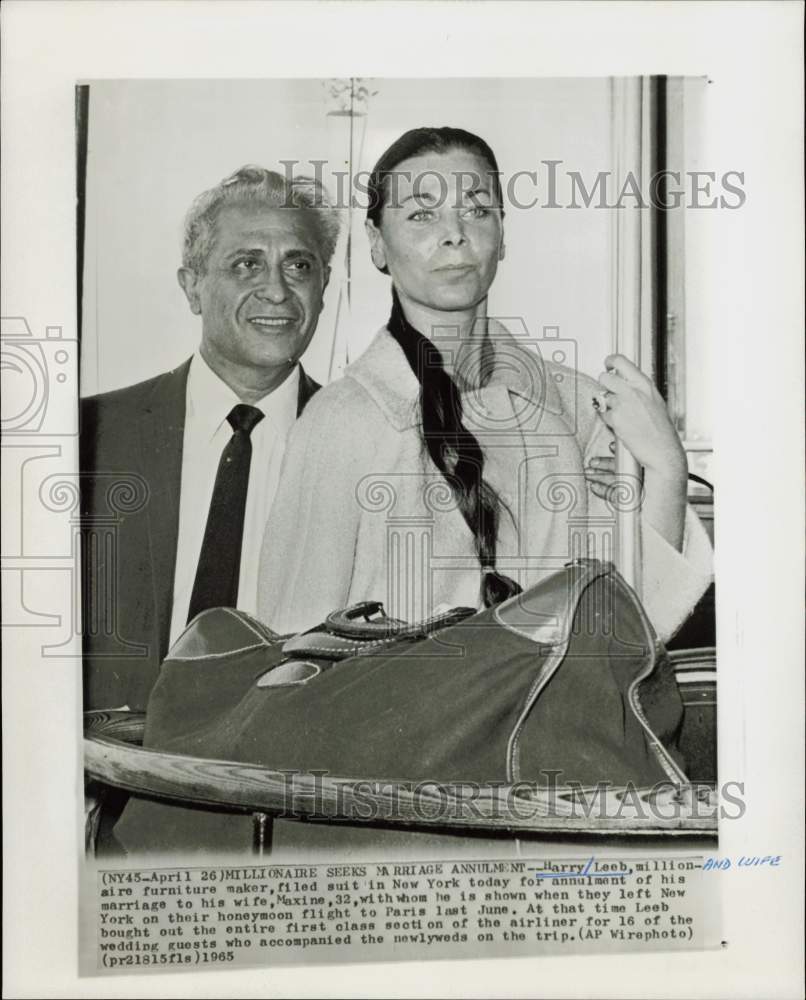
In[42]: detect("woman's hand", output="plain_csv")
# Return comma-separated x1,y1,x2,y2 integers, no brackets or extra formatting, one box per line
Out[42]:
589,355,688,552
593,355,687,479
584,443,620,501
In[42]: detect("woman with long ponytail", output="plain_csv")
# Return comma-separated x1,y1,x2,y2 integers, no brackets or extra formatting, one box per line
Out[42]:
258,127,712,642
366,127,524,610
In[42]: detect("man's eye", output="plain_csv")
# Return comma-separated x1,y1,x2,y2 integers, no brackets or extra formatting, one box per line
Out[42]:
408,209,435,222
286,259,312,272
463,206,490,220
233,258,261,273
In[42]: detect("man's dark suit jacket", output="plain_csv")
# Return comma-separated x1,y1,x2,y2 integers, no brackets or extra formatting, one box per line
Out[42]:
80,358,319,710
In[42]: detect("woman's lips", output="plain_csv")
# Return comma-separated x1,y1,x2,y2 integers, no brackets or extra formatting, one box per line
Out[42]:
433,264,475,275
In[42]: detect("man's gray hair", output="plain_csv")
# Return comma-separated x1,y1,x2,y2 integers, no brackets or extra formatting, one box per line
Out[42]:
182,165,341,274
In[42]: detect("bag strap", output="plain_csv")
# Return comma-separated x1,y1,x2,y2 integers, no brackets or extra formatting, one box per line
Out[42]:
282,602,477,661
325,601,476,639
283,561,614,661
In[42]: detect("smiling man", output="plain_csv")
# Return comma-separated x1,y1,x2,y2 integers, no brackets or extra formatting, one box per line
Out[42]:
80,166,340,711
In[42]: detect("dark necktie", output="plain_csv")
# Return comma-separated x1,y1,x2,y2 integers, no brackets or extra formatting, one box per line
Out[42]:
187,403,265,621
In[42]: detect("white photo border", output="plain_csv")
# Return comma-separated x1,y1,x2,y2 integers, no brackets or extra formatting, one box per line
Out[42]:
2,2,803,997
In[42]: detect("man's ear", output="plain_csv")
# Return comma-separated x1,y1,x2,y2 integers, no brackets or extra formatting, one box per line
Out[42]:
177,267,202,315
365,219,387,272
498,237,506,263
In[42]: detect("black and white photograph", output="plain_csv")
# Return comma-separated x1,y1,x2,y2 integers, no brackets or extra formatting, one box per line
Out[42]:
79,75,720,867
2,2,803,997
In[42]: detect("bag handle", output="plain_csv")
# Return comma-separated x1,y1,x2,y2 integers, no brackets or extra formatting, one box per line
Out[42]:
324,601,476,641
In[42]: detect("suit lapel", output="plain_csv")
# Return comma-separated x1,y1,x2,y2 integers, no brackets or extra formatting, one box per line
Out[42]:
296,365,320,415
138,358,191,661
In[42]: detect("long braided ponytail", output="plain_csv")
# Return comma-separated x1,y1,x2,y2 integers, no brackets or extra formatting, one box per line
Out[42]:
386,287,520,607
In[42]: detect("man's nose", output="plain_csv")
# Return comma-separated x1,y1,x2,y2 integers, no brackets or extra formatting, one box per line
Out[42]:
254,265,289,303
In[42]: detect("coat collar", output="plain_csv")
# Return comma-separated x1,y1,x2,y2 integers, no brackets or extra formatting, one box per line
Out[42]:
345,320,565,431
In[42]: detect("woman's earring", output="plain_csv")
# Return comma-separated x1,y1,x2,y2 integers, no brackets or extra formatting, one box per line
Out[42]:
371,248,386,270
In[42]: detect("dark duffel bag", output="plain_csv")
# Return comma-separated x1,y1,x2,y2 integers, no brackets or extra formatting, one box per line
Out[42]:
114,558,689,854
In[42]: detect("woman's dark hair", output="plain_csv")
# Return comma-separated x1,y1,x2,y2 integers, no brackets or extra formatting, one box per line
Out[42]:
367,126,520,608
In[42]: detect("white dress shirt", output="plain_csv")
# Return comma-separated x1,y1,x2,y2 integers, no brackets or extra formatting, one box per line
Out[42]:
169,353,300,645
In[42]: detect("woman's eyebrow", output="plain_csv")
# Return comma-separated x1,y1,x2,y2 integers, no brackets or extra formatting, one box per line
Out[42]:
399,191,440,207
397,185,493,208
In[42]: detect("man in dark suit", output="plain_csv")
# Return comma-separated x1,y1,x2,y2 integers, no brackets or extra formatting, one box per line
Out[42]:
80,166,340,711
